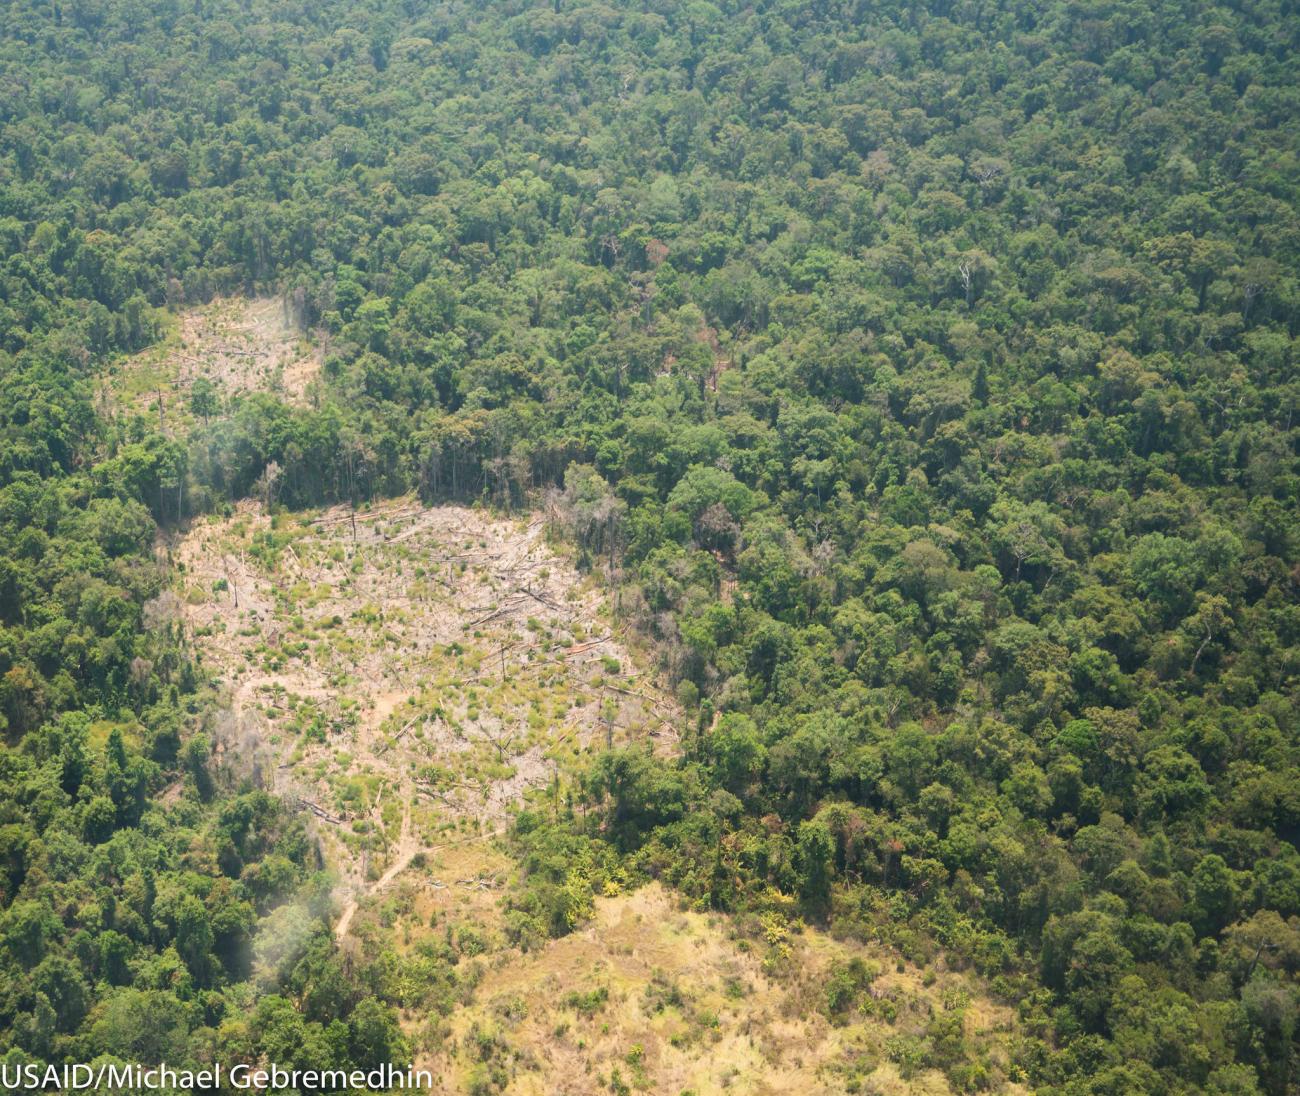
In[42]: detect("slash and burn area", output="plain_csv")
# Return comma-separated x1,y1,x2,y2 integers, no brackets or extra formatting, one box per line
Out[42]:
130,300,1020,1095
167,494,672,938
100,296,321,426
171,498,1017,1095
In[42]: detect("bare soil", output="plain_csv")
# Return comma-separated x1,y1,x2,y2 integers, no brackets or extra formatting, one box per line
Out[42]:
168,496,677,938
101,296,321,427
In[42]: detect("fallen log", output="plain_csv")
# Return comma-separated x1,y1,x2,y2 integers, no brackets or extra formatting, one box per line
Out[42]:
376,715,421,756
564,634,612,657
518,586,564,612
297,797,348,824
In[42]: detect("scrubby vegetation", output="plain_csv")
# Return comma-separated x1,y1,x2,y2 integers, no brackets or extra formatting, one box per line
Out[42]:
2,0,1298,1091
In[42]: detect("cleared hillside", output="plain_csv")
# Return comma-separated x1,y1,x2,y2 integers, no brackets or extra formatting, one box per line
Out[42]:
169,493,674,936
136,304,1023,1094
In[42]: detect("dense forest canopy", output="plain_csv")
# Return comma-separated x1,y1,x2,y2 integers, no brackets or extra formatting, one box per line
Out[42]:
1,0,1299,1091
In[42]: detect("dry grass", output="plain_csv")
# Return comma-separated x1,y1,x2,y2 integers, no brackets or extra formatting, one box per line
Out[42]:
169,495,678,937
415,882,1023,1095
100,296,320,427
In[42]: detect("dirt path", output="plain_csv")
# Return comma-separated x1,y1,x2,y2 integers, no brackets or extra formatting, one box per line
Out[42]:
333,821,507,942
335,796,413,940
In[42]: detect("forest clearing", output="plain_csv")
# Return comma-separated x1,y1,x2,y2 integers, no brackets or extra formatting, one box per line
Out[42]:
166,491,674,940
123,300,1021,1093
100,296,322,425
112,299,673,933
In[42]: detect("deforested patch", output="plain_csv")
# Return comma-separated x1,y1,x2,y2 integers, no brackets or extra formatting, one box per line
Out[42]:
102,296,321,428
168,495,678,935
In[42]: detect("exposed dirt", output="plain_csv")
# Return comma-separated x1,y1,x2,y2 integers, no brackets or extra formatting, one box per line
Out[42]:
168,496,677,938
102,296,321,427
176,296,320,402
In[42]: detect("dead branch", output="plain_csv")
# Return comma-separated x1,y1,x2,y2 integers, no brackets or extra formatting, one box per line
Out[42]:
376,715,422,756
297,797,348,824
